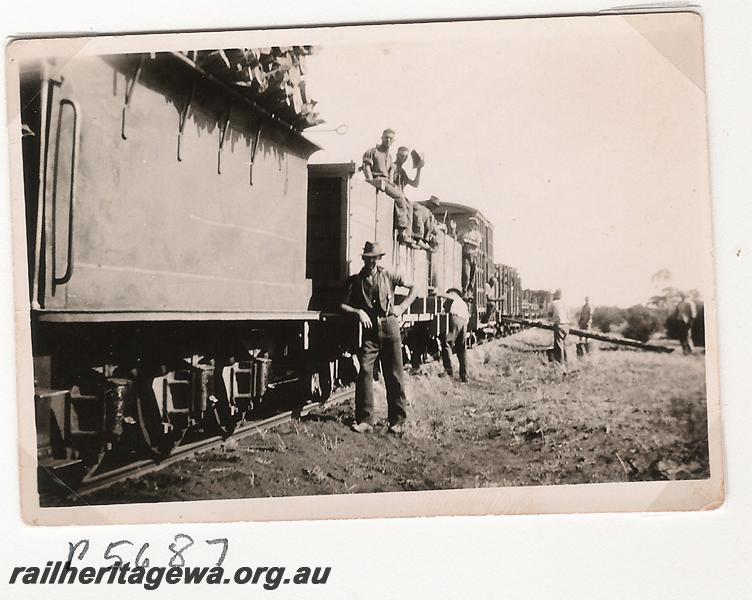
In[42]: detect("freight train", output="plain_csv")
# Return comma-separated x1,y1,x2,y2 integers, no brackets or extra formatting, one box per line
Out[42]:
17,50,532,491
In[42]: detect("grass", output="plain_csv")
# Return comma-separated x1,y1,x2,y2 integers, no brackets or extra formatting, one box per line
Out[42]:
76,329,709,505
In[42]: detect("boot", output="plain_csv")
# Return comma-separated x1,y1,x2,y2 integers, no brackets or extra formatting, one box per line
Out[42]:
397,229,415,246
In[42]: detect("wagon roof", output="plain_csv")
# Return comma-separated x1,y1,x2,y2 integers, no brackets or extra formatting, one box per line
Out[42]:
437,201,493,228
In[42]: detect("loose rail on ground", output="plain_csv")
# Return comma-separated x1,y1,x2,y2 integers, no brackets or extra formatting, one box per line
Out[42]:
499,316,674,353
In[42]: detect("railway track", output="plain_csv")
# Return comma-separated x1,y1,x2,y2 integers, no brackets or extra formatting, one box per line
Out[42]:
44,387,355,503
44,332,511,505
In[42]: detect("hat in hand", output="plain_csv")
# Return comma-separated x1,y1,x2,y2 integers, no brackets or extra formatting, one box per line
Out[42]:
411,150,425,169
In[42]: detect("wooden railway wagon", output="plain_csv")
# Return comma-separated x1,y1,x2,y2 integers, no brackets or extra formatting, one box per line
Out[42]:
523,289,553,318
306,163,462,365
20,51,328,488
438,202,495,328
496,264,523,317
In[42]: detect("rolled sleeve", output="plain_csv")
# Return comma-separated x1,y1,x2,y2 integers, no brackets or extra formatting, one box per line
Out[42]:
390,271,412,289
362,148,375,169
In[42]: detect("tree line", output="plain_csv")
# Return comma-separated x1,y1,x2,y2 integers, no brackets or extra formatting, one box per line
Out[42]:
590,286,704,345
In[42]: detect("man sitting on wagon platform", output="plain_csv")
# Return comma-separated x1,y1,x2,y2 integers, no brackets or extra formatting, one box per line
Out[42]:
362,129,419,247
392,146,424,246
461,216,483,297
341,241,418,435
412,195,445,251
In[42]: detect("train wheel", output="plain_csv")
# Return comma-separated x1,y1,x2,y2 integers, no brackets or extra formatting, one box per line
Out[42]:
133,371,191,458
134,381,169,457
310,361,333,402
203,366,238,438
205,397,238,438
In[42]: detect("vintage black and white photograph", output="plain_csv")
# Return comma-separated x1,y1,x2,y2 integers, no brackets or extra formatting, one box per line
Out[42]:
6,13,722,524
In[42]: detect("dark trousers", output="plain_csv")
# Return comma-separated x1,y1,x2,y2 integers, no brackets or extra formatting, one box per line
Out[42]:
680,320,695,355
373,177,412,231
441,315,468,379
462,254,477,294
484,302,496,323
356,315,407,426
553,324,569,369
412,204,435,240
393,193,412,232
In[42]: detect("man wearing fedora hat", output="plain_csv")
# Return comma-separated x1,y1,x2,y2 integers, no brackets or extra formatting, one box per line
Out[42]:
341,241,418,434
461,217,483,297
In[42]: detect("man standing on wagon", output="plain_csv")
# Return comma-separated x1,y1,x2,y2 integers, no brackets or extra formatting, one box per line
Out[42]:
461,216,483,297
341,241,418,434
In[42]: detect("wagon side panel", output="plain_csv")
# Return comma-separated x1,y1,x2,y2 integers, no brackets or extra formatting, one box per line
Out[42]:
36,55,315,314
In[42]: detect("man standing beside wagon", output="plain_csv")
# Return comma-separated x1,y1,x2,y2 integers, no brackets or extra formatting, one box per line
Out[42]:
341,241,418,435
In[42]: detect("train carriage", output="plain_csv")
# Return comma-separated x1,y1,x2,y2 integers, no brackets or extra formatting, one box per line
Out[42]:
306,162,453,364
21,51,327,487
434,202,495,329
19,49,538,494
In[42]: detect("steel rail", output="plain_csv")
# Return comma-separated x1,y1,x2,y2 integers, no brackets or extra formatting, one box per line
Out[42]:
57,333,507,502
74,387,355,498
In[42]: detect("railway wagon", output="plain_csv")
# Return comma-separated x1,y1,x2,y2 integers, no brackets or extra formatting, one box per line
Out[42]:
306,162,431,308
497,264,522,317
306,163,457,365
20,51,326,486
523,289,553,318
437,202,495,328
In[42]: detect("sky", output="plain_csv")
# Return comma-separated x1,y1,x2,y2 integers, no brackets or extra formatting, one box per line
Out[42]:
301,15,712,308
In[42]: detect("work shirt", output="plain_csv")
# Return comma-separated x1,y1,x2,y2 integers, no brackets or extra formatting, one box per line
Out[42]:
393,165,410,191
551,298,571,325
362,145,392,179
462,228,483,256
343,266,411,321
679,299,697,323
445,291,470,321
485,283,497,301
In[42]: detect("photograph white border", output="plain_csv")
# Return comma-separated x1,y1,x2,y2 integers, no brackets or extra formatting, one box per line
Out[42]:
5,14,724,527
2,3,751,600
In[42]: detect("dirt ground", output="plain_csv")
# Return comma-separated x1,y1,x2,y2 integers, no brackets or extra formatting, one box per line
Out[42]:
80,329,709,505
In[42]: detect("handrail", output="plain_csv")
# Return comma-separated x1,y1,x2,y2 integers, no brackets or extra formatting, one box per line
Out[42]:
52,98,79,288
